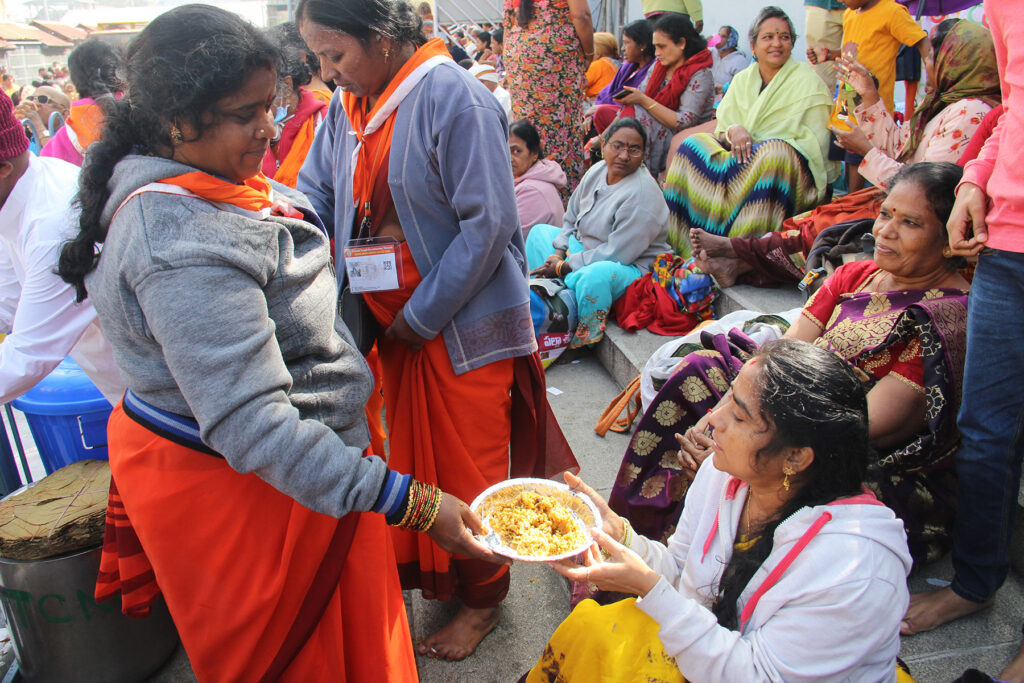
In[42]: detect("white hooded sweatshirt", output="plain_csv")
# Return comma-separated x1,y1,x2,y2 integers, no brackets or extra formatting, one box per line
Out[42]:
631,459,912,683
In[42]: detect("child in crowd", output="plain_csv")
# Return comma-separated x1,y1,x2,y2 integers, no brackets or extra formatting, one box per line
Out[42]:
808,0,928,192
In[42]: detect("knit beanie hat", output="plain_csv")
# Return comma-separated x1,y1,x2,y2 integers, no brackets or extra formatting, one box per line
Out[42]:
0,90,30,161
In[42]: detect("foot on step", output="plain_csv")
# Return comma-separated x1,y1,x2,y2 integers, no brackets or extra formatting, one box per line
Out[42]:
695,250,748,289
900,586,993,636
416,604,502,661
690,229,735,258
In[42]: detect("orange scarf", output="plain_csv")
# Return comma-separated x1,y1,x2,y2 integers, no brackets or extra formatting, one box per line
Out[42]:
342,38,450,228
311,88,333,105
66,102,106,149
158,171,275,212
274,114,320,189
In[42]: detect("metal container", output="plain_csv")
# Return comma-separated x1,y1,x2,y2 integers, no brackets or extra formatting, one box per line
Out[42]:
0,545,179,682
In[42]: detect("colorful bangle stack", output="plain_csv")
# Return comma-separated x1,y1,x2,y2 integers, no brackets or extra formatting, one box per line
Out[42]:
391,479,443,533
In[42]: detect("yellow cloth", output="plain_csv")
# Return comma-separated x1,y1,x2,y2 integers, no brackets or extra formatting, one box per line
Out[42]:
586,57,619,99
526,598,685,683
829,0,926,129
715,58,837,191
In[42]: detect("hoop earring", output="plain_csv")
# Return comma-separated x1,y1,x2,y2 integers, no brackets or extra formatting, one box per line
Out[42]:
170,124,184,144
782,465,794,492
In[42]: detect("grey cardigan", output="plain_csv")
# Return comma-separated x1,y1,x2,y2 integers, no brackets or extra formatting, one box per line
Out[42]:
298,61,536,374
87,155,387,519
554,161,671,273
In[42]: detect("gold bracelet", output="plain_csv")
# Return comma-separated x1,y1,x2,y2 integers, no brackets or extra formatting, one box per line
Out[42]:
620,518,633,547
644,101,656,111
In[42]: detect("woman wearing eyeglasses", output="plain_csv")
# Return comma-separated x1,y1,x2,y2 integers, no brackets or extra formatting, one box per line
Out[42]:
528,117,669,348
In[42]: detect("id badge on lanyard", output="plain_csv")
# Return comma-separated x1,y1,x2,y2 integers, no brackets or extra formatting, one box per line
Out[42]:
344,207,404,293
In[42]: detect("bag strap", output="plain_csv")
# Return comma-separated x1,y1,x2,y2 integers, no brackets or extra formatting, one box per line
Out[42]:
595,375,643,436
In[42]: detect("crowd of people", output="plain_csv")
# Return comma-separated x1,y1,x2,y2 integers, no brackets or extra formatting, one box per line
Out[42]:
1,0,1022,680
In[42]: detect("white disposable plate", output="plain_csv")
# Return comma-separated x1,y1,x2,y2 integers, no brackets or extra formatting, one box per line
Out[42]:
469,477,601,563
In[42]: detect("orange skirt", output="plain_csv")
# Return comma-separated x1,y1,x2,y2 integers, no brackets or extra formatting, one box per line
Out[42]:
97,403,417,682
365,243,512,607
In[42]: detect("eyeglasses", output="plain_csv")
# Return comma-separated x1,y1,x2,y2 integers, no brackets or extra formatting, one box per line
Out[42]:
605,140,644,157
30,95,51,104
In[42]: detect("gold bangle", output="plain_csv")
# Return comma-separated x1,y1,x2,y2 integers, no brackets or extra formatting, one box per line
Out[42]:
644,101,656,111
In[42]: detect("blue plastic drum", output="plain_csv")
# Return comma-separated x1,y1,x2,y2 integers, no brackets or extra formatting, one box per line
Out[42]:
11,358,112,474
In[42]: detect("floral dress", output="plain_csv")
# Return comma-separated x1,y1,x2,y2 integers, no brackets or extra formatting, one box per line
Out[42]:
504,0,587,193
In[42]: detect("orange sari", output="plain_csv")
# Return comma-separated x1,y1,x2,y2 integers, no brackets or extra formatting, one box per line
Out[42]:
98,404,415,682
365,248,514,606
347,38,575,606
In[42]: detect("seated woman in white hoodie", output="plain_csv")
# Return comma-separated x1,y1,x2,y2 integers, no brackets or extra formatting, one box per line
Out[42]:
525,339,912,683
527,118,670,349
509,119,565,238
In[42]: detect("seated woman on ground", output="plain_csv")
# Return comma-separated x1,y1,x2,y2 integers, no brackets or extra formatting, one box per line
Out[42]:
832,18,998,188
585,32,620,102
691,17,1000,289
510,119,566,238
587,20,655,118
613,162,970,568
527,118,670,349
591,13,713,179
472,29,496,64
711,25,749,95
664,6,835,259
526,339,913,683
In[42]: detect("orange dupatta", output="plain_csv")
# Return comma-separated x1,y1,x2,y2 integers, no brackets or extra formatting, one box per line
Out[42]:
342,38,450,230
158,170,276,212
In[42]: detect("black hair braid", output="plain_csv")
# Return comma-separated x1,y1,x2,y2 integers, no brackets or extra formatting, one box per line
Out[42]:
57,98,136,302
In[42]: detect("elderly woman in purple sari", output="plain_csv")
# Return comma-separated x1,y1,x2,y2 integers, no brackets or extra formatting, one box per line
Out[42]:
609,162,971,575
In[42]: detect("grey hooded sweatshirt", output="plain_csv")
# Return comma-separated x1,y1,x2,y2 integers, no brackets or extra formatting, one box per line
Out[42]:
86,155,387,518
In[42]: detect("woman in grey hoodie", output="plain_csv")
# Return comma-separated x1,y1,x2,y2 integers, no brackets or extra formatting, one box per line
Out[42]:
57,5,499,680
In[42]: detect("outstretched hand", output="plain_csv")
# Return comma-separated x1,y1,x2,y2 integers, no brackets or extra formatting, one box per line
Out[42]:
427,492,512,565
563,471,624,541
549,527,661,596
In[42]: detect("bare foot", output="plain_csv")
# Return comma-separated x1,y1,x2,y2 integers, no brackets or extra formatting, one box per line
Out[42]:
690,229,736,258
694,250,750,289
416,604,501,661
1000,638,1024,683
900,586,993,636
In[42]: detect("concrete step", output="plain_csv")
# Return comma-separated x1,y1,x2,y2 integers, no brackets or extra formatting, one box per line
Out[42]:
596,283,805,390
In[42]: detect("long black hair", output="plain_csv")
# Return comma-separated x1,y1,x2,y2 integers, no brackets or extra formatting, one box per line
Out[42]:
297,0,426,48
516,0,534,28
622,19,654,61
57,4,279,301
67,39,125,99
652,13,707,59
710,339,870,630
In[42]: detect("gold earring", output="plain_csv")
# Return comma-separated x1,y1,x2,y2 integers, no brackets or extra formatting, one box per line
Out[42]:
384,46,391,60
170,124,184,144
942,245,953,259
782,466,794,492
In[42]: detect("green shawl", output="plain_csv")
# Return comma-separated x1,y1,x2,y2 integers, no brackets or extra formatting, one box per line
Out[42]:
715,58,838,196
